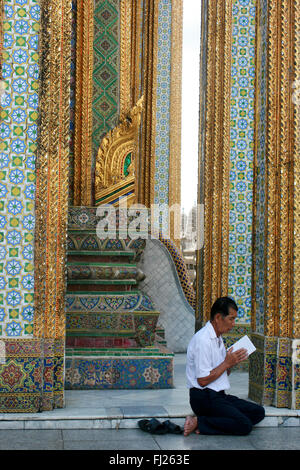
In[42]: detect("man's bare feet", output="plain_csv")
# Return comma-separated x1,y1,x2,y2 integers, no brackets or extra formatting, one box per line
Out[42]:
183,416,199,436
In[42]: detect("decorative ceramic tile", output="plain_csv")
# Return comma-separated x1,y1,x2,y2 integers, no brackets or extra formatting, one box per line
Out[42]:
154,0,172,205
228,0,256,324
65,355,173,390
92,0,119,157
0,0,40,338
66,292,156,313
0,338,43,412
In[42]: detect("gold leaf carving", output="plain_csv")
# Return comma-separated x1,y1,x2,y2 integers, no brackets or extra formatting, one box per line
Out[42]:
95,96,144,205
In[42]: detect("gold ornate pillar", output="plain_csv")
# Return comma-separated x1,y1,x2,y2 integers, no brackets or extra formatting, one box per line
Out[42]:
136,0,159,207
120,0,133,116
34,0,71,410
73,0,94,206
196,0,233,325
249,0,300,409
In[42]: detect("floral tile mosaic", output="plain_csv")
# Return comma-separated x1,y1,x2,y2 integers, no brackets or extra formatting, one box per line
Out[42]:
228,0,256,324
154,0,171,206
252,0,268,334
0,0,39,338
65,355,173,389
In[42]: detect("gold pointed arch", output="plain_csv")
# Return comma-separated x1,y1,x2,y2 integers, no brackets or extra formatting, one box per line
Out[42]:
95,96,144,207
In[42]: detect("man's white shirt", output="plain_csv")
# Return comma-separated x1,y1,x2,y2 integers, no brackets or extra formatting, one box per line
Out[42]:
186,321,230,392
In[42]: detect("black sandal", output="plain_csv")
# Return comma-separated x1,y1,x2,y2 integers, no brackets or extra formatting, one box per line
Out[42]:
138,418,168,435
162,420,183,434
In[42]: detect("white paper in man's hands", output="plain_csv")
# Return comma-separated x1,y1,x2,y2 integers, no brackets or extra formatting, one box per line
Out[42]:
228,335,256,356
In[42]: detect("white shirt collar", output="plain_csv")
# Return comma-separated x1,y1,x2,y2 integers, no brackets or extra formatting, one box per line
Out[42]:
206,321,218,339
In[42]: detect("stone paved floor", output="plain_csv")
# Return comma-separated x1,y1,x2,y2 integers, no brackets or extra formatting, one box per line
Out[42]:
0,427,300,450
1,354,300,453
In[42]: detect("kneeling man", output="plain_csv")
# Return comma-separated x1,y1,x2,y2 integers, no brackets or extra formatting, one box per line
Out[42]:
184,297,265,436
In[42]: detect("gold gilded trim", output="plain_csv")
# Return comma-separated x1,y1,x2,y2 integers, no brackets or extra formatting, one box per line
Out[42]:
34,0,72,339
294,0,300,338
169,0,183,246
73,0,94,206
279,0,294,338
265,0,281,337
264,0,297,337
137,0,159,207
131,0,143,106
202,0,217,323
120,0,132,115
211,0,223,298
221,0,233,298
96,176,135,201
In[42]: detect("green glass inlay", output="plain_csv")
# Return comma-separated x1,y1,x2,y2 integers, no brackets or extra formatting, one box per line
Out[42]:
123,153,132,177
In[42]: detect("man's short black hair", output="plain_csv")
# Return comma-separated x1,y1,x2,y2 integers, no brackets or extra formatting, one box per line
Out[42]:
210,297,238,320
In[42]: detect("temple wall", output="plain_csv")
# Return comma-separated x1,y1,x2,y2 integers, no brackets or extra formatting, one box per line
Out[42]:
197,0,300,408
248,0,300,409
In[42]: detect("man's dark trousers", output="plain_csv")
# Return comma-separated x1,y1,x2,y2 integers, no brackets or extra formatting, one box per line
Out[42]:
190,387,265,435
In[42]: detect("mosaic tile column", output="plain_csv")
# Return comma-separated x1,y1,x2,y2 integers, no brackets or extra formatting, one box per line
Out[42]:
228,0,256,327
0,0,42,411
0,0,71,412
0,0,39,340
249,0,300,409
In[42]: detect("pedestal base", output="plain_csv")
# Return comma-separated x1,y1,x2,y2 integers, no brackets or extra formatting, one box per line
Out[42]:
249,334,300,409
65,343,174,390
